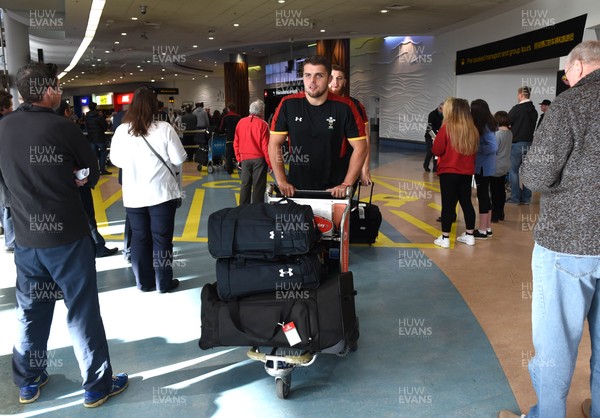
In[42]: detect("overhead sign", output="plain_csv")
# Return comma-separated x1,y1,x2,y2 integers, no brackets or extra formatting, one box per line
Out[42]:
456,14,587,75
154,88,179,95
115,93,134,104
93,93,113,106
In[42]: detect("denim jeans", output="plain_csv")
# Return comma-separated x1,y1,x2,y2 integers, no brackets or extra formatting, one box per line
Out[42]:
509,142,532,203
12,236,114,392
525,243,600,418
90,142,108,172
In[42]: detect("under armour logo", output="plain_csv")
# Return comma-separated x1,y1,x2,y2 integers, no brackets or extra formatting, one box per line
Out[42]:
279,268,294,277
269,231,284,239
295,117,302,122
326,116,335,129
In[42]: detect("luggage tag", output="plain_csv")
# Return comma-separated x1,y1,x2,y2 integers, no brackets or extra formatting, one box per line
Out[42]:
278,321,301,346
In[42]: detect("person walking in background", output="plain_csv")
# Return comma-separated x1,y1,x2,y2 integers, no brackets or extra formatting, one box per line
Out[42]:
470,99,498,239
57,101,119,258
423,102,444,173
0,62,127,407
507,86,537,205
498,40,600,418
536,99,551,130
110,87,187,293
431,97,479,248
219,103,241,175
490,111,512,223
234,100,271,205
85,101,111,175
181,105,198,161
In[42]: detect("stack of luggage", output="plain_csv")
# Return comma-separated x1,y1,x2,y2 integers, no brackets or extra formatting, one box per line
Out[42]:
199,199,359,353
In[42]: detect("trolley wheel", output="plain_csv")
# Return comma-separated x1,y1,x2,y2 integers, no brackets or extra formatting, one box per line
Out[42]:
197,164,202,172
207,163,214,173
276,377,291,399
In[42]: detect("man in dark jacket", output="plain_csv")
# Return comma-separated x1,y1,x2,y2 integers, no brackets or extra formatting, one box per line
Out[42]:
0,62,127,407
423,103,443,172
507,86,537,204
219,103,241,174
85,101,110,175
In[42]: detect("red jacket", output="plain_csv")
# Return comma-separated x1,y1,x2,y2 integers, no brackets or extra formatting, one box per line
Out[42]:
431,124,475,175
233,115,271,168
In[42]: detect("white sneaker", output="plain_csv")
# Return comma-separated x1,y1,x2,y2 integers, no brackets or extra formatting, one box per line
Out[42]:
434,235,450,248
456,232,475,246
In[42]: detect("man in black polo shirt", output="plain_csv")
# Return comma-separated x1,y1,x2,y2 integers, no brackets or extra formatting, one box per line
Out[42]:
0,62,127,407
269,55,367,198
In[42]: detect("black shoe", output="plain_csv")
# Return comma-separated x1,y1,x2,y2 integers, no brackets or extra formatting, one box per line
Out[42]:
423,166,431,172
140,285,156,292
473,230,488,240
159,279,180,294
96,247,119,257
491,217,499,223
100,170,112,175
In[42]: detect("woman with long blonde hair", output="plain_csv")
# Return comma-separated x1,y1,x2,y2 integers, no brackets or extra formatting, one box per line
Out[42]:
432,97,479,247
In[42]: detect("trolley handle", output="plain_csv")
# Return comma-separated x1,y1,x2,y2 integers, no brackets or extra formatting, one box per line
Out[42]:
267,184,352,200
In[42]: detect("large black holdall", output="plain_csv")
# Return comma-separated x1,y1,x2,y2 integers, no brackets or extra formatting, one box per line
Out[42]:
350,183,382,244
208,200,320,259
199,271,358,351
216,252,325,301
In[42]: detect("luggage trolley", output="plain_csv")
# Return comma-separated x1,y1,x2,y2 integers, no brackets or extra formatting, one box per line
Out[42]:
196,132,227,173
246,184,358,399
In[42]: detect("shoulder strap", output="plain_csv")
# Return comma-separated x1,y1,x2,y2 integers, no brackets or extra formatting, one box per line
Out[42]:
140,134,176,179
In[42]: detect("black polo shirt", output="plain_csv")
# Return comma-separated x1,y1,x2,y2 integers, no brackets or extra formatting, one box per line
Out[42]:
271,92,366,190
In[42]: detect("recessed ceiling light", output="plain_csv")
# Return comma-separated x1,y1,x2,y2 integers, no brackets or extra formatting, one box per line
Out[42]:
174,73,178,76
121,32,127,36
81,71,85,74
140,69,143,71
278,0,285,3
97,58,101,61
233,23,239,27
112,78,116,81
192,77,195,80
129,72,133,75
150,79,155,82
161,77,164,79
162,68,165,71
92,64,96,67
114,41,119,44
119,76,123,78
131,17,138,20
320,29,326,32
380,9,388,13
104,50,110,53
198,59,202,62
205,75,208,78
193,45,198,48
208,36,214,40
137,65,141,68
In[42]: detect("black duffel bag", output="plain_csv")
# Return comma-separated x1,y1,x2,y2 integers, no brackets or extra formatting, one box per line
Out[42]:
216,252,324,301
199,271,358,352
208,200,320,259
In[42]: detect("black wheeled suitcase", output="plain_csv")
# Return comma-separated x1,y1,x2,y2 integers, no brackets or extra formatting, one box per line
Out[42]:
350,183,382,244
216,252,325,301
199,271,358,352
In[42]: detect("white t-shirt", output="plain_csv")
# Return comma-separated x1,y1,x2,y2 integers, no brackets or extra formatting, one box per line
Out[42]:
111,121,187,208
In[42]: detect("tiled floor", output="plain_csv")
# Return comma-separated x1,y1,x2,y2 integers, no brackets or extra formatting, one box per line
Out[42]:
0,140,592,417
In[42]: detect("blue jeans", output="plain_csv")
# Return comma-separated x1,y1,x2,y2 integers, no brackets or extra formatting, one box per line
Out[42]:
12,236,114,393
3,206,15,248
126,199,177,292
90,142,108,172
509,142,532,203
525,243,600,418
